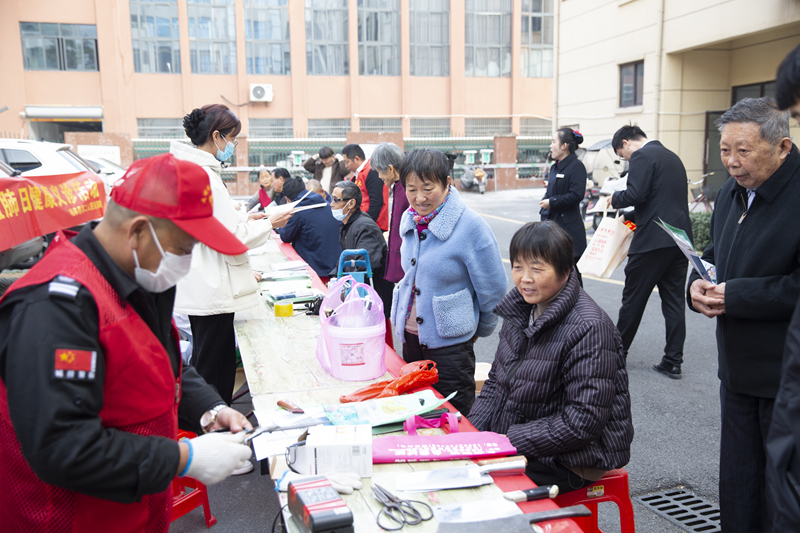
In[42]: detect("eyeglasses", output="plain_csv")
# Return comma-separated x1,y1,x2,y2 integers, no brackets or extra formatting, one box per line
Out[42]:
220,133,239,148
331,196,347,204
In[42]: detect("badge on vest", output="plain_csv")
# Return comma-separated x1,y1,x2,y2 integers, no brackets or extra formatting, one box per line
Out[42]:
556,173,565,178
54,349,97,380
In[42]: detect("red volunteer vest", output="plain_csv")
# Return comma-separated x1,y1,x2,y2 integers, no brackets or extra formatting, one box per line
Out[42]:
0,231,181,533
354,160,389,231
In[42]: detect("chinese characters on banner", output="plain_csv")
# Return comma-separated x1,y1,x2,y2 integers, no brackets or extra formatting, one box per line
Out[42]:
0,171,106,251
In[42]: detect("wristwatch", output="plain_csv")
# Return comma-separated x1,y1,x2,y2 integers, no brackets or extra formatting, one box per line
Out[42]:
200,404,226,433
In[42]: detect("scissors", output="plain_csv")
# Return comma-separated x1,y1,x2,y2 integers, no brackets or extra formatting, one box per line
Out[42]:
372,483,433,531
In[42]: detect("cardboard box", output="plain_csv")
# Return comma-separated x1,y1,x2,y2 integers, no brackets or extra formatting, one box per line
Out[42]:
292,425,372,478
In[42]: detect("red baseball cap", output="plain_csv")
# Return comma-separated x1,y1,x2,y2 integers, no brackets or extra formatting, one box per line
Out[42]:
110,153,248,256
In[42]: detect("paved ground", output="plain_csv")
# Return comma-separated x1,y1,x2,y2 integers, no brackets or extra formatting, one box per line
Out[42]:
174,188,722,532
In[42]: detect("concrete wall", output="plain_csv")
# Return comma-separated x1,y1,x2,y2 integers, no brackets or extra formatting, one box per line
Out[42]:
0,0,553,140
556,0,800,180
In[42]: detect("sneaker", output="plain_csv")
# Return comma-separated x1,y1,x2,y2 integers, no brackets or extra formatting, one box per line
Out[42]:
232,460,254,476
652,362,682,380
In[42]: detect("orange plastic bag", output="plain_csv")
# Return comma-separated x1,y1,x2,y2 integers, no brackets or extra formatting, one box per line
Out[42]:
339,361,438,403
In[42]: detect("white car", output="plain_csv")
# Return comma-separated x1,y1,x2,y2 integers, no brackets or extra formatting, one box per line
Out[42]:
84,157,127,184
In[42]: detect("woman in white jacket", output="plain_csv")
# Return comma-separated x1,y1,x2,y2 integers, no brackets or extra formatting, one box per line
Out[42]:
171,105,292,410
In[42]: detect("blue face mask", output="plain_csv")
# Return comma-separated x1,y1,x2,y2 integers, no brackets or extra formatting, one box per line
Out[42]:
214,134,236,162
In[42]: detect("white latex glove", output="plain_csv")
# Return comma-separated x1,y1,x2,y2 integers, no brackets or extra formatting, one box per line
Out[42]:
276,470,363,494
184,431,252,485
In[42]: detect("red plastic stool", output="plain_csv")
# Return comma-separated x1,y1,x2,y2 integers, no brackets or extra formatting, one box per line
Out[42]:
553,468,635,533
171,431,217,528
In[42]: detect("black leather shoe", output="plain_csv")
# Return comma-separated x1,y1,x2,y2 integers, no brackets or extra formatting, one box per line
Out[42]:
652,362,682,380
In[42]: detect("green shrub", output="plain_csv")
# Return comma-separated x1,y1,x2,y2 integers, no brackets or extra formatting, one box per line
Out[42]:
690,212,713,254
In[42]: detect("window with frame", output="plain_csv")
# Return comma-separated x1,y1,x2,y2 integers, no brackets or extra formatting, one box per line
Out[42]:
308,119,350,137
305,0,349,76
521,0,553,78
465,0,512,78
188,0,237,75
245,0,290,75
20,22,98,72
249,118,294,137
731,81,776,105
130,0,181,73
360,118,402,132
358,0,401,76
619,61,644,108
411,118,451,136
137,118,185,138
466,118,511,136
410,0,449,76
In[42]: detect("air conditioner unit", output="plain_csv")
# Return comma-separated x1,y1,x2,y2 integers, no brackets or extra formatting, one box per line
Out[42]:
250,83,274,103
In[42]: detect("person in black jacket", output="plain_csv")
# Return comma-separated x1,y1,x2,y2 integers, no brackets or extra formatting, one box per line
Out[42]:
469,221,633,492
766,47,800,533
610,125,692,378
330,181,394,322
277,177,342,279
688,97,800,533
539,127,587,285
270,167,291,206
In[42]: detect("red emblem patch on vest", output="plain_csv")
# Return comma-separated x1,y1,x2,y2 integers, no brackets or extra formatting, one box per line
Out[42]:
54,349,96,380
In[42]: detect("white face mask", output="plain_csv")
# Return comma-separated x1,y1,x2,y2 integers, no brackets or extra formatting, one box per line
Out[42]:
133,221,193,293
332,200,351,222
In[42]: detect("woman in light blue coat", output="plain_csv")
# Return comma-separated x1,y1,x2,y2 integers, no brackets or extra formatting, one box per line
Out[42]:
392,148,507,414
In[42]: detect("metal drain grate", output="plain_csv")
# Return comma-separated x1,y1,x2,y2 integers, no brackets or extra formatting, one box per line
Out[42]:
635,489,720,532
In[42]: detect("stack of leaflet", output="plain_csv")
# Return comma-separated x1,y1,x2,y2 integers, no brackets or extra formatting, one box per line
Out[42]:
271,260,308,272
258,270,323,306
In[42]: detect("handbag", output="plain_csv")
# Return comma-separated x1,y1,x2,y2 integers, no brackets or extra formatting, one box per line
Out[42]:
577,207,636,278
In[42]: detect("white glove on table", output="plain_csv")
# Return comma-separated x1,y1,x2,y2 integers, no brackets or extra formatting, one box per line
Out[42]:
276,471,363,494
183,431,253,485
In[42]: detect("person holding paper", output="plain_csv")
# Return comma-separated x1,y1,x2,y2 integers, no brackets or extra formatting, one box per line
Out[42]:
687,97,800,533
277,177,341,280
0,154,254,532
610,124,692,379
171,105,292,415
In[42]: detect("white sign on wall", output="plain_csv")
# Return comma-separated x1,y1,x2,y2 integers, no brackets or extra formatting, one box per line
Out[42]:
77,145,121,166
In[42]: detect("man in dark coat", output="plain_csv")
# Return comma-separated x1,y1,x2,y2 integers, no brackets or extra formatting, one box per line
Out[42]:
766,45,800,533
610,125,692,378
330,181,393,321
688,97,800,533
303,146,349,193
277,178,341,279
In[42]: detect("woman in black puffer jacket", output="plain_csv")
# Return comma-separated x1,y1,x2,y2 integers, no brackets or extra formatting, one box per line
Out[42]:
469,221,633,493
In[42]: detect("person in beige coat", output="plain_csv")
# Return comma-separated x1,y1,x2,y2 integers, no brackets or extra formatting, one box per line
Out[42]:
171,105,291,439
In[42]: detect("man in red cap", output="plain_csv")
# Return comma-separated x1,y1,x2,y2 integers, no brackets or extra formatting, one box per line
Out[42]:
0,154,255,532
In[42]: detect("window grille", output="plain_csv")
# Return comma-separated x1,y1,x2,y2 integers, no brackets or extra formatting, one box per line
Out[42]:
465,118,512,136
245,0,290,75
465,0,512,77
249,118,294,138
129,0,181,74
137,118,186,138
360,118,402,133
305,0,349,75
410,118,451,136
308,119,351,137
410,0,449,76
188,0,237,75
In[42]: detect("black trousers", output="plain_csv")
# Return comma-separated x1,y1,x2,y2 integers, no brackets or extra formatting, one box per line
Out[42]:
402,333,476,415
616,246,687,365
720,384,776,532
525,460,598,495
189,313,237,405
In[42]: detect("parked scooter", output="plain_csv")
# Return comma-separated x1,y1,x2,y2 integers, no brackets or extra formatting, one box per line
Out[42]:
580,179,598,223
460,166,487,194
585,171,634,230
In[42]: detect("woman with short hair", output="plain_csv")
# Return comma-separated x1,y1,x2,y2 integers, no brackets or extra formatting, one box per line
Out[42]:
392,148,507,415
468,221,633,493
370,142,409,285
246,168,274,213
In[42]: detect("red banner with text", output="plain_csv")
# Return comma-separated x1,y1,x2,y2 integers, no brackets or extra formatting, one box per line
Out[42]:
0,171,107,251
